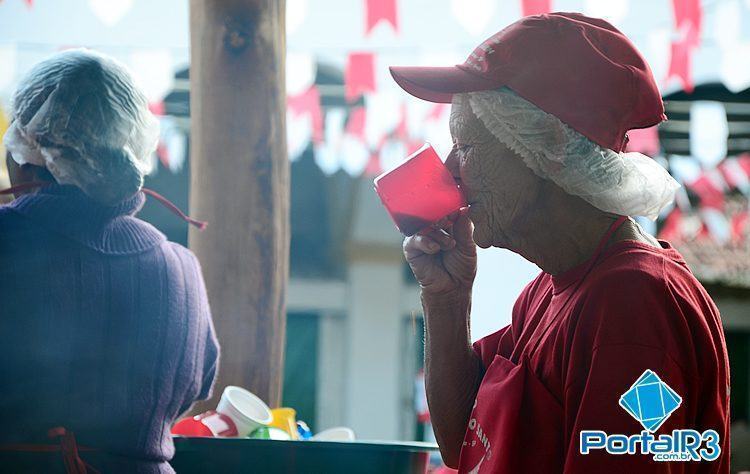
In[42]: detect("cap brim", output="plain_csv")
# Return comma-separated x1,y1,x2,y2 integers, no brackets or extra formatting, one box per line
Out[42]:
389,65,499,103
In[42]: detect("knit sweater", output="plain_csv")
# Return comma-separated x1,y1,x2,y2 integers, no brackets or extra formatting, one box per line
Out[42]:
0,184,219,473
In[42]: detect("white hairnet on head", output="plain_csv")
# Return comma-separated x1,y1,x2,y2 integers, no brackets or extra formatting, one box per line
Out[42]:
3,49,159,205
457,88,679,220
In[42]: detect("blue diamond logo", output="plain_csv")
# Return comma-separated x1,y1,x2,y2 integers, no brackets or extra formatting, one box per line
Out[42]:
619,370,682,433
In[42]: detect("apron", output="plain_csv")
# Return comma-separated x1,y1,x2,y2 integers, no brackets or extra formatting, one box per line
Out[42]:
457,216,629,474
0,427,98,473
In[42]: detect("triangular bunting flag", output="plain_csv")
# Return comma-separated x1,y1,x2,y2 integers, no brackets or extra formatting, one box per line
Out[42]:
345,53,376,101
365,0,398,35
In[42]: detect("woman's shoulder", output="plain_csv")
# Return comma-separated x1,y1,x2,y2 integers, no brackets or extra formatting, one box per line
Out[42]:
593,239,693,288
161,240,202,268
153,240,209,283
0,203,33,229
573,240,719,350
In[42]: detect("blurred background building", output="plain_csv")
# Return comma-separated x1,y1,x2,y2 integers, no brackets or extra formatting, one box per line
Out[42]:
0,0,749,459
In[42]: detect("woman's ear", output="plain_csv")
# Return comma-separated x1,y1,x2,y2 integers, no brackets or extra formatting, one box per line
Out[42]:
6,152,54,186
31,164,55,183
6,151,27,185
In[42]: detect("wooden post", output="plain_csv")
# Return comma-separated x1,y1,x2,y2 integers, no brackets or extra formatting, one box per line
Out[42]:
188,0,288,408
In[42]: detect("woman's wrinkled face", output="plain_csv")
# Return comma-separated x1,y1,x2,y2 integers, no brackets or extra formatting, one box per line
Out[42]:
446,96,544,249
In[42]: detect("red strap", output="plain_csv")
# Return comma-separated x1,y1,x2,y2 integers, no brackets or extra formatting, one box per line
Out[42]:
0,182,207,230
49,427,90,474
589,215,629,266
0,181,51,195
141,188,207,230
0,427,99,474
523,215,629,359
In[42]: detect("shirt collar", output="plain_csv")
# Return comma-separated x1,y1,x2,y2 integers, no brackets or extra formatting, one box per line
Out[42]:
551,239,686,295
6,184,166,255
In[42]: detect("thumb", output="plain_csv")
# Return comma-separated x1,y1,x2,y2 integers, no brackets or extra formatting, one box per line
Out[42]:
453,209,476,254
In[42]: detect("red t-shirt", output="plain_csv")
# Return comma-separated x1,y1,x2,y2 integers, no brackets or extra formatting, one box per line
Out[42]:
462,240,730,473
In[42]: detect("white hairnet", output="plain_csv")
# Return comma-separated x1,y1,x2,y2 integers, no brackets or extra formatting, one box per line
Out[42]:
458,88,679,220
3,49,159,205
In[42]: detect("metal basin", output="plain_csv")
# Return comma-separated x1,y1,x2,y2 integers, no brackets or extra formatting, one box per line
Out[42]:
171,436,438,474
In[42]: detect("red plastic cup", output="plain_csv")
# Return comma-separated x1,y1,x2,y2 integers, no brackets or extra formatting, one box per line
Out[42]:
171,410,239,437
374,143,466,236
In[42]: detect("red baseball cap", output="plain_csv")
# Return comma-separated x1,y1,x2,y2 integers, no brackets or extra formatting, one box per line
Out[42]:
390,12,666,152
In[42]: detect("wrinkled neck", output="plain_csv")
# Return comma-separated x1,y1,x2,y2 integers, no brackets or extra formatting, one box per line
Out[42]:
510,186,625,275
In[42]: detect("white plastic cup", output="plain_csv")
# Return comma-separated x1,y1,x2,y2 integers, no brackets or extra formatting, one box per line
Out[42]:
311,427,356,442
216,386,273,437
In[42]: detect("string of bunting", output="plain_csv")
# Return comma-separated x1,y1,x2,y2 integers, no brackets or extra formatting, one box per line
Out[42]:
3,0,736,244
658,153,750,245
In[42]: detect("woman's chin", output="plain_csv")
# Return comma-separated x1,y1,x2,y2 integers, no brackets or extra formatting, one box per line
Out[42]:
472,229,493,249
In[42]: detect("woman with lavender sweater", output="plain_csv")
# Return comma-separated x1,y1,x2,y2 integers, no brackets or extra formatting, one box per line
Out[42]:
0,50,219,472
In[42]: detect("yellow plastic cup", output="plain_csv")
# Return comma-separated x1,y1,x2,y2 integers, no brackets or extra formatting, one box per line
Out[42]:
269,408,298,440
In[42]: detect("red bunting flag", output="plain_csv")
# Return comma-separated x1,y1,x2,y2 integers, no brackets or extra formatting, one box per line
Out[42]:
427,103,448,121
0,0,34,7
521,0,551,16
701,207,731,244
625,126,660,157
365,0,398,35
666,0,702,92
345,52,376,101
148,101,165,116
719,157,750,193
288,85,324,143
689,171,725,210
696,221,711,240
364,152,382,176
737,153,750,176
157,141,170,169
366,105,411,177
346,107,367,139
415,369,430,423
732,211,749,243
658,207,683,241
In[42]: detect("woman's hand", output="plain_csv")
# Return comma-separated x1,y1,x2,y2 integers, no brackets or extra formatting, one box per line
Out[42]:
406,209,480,468
403,209,477,297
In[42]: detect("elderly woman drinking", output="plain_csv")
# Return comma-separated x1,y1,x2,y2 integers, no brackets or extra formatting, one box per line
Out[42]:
392,13,729,473
0,50,218,472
